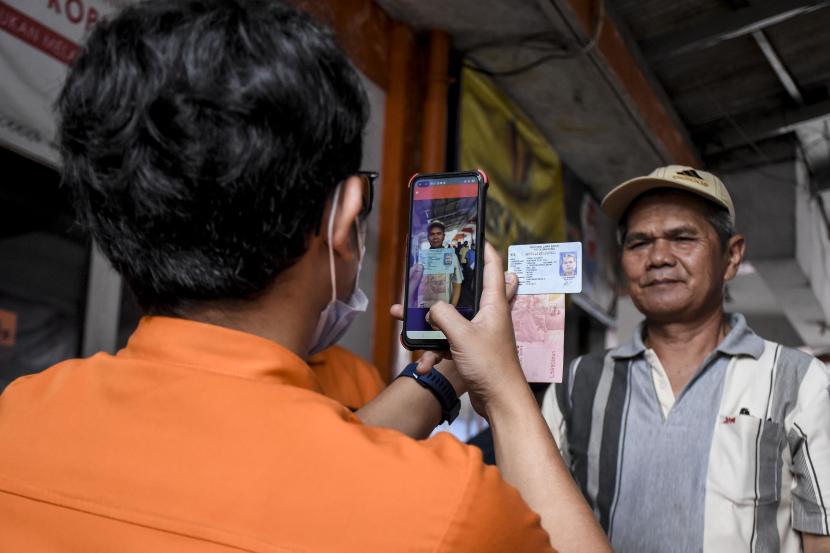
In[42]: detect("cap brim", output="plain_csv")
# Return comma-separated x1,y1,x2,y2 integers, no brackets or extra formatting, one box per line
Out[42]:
600,176,730,222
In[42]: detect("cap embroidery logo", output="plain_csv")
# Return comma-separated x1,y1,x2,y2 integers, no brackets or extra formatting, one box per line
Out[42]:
673,169,710,187
677,169,704,179
722,416,736,424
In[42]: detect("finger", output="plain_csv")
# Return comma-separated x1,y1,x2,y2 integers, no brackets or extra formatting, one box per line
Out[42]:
415,350,444,373
389,304,403,321
424,311,441,331
426,301,470,345
479,241,506,308
504,272,519,303
408,265,424,303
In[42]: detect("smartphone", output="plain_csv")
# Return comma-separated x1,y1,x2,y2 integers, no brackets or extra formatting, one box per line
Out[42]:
401,170,488,350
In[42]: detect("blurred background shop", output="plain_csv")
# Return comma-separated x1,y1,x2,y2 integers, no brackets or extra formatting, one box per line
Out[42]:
2,0,829,440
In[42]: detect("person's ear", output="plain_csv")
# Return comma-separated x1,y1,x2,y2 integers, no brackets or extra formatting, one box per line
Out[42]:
723,234,746,282
327,175,363,260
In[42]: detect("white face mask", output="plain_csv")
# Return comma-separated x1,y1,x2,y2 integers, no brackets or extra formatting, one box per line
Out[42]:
308,183,369,356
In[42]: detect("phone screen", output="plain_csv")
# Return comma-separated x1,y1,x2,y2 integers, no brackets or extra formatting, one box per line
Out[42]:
405,174,481,342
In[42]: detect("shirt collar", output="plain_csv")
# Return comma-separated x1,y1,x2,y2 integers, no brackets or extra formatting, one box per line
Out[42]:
119,316,323,392
609,318,649,359
610,312,765,360
716,313,765,359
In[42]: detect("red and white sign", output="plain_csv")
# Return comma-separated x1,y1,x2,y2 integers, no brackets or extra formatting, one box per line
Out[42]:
0,0,128,165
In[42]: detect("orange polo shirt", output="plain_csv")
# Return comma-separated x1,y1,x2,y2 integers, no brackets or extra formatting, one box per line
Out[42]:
0,316,554,552
308,345,385,409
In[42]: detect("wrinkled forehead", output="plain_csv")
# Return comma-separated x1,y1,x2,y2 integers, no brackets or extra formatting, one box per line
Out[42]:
624,188,713,227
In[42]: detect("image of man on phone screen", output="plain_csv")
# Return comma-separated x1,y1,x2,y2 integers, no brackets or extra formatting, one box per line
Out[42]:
412,220,464,308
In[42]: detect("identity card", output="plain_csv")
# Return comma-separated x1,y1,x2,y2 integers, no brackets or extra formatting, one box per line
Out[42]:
507,242,582,295
418,248,456,275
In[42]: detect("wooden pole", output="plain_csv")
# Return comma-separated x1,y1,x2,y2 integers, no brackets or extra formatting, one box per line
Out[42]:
371,22,419,379
421,30,451,172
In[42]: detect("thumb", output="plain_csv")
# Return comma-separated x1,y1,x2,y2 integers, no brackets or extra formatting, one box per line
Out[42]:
478,242,507,309
504,272,519,303
389,303,403,321
410,263,424,282
427,301,470,345
415,350,443,374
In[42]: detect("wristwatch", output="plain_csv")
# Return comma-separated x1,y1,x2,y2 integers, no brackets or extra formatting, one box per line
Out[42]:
396,363,461,424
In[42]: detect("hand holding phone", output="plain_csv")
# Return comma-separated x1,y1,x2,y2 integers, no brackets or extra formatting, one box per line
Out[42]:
401,171,488,351
421,242,524,416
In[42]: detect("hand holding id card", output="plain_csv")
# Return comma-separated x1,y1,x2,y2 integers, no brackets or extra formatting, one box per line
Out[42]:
508,242,582,383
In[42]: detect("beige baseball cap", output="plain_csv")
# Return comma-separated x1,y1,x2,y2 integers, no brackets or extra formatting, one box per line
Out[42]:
601,165,735,225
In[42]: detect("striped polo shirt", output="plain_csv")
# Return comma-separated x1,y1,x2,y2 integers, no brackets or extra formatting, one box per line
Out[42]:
541,313,830,553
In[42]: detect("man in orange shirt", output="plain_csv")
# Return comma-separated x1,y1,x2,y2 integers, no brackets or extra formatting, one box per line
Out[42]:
0,1,610,551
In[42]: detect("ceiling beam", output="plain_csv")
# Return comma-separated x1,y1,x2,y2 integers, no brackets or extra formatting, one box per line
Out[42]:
642,0,830,61
751,30,804,104
542,0,701,166
705,98,830,153
704,134,798,172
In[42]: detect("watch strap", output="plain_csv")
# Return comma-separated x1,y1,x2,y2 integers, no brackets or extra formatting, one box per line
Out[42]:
396,363,461,424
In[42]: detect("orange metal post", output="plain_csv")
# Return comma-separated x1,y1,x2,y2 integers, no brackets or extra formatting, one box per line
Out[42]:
421,30,451,172
371,22,420,380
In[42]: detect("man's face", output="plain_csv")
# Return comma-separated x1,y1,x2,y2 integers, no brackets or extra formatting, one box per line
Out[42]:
428,227,445,248
562,255,576,276
621,192,737,323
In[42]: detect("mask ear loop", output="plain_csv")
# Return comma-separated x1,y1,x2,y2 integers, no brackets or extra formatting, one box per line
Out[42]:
354,217,367,295
325,184,342,304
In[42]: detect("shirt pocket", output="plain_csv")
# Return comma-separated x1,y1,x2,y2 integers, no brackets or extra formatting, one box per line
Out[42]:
708,414,785,506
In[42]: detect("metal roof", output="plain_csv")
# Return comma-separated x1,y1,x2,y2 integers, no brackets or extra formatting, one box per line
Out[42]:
612,0,830,171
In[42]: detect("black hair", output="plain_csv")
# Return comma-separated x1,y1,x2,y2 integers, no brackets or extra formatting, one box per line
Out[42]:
57,0,368,314
428,222,445,232
617,188,736,251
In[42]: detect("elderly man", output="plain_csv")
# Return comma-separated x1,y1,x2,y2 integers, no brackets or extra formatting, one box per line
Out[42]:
560,252,577,278
542,165,830,553
412,220,464,307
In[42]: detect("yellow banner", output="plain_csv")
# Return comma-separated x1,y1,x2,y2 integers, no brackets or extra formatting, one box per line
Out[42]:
459,68,565,256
